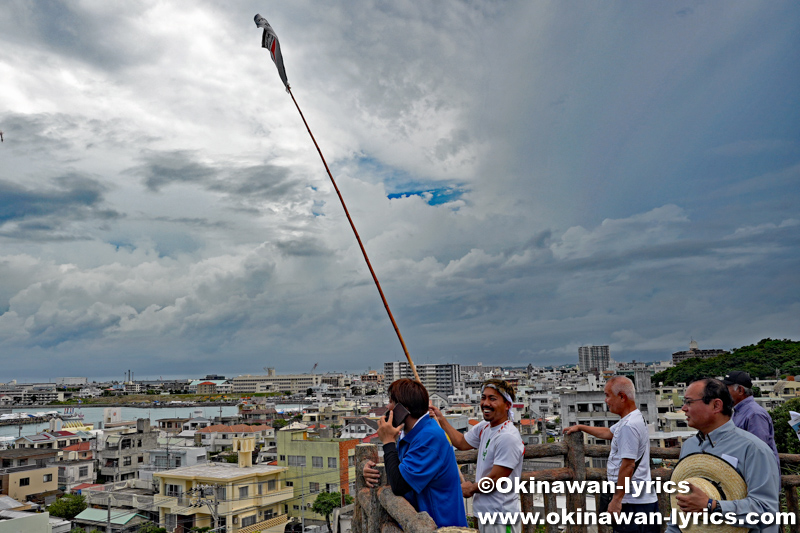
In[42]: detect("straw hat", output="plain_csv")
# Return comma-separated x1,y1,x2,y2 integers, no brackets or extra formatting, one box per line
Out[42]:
669,453,747,533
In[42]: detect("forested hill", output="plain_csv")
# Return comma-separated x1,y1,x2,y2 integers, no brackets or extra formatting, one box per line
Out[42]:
652,338,800,386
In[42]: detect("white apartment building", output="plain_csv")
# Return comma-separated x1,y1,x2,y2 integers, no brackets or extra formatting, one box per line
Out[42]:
383,362,461,395
232,373,322,394
578,345,610,372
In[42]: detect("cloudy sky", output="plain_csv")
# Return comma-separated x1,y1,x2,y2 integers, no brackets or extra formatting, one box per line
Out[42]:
1,1,798,382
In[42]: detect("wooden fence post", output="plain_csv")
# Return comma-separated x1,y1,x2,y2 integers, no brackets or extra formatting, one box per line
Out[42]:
355,443,379,533
563,432,587,533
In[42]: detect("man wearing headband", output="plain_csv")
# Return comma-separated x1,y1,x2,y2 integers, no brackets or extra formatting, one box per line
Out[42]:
430,379,524,533
564,376,658,533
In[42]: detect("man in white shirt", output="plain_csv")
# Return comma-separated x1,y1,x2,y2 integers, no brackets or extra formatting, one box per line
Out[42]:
430,379,525,533
564,376,658,533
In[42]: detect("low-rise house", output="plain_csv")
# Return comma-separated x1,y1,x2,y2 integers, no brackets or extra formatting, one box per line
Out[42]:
138,444,207,483
0,449,59,504
154,437,293,533
157,417,189,435
339,418,378,440
56,459,94,492
59,441,94,462
96,419,158,483
277,423,358,519
13,431,83,452
183,416,212,432
197,424,272,453
196,381,218,394
0,509,71,532
72,507,148,533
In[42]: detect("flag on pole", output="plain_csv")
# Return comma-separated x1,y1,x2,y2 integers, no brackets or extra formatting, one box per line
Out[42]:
254,14,289,89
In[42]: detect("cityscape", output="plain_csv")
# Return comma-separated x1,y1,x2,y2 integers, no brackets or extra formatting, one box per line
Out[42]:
2,340,800,532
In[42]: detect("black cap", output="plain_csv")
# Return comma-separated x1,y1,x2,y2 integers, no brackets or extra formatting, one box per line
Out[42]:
722,371,752,388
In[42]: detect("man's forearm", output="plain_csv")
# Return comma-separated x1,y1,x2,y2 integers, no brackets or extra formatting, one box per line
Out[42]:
614,461,635,501
437,415,470,450
574,424,614,440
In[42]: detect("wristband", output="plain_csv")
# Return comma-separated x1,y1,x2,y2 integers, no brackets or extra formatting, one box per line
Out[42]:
707,498,713,512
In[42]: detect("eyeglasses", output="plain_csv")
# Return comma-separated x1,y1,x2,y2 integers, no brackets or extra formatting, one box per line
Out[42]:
682,397,704,406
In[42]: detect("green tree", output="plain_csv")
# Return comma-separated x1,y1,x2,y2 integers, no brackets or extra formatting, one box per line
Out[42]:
138,523,168,533
652,339,800,386
48,494,87,520
311,492,353,532
770,397,800,456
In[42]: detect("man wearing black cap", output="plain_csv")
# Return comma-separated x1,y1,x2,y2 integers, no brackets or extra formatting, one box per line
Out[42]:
722,370,780,467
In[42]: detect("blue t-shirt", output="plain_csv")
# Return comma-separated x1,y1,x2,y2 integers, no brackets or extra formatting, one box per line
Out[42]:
397,415,467,527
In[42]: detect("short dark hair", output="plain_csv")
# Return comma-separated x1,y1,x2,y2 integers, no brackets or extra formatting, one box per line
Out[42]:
482,379,516,403
694,378,734,417
388,379,429,418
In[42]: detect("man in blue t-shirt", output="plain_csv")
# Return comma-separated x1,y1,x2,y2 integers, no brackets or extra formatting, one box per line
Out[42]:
363,378,467,528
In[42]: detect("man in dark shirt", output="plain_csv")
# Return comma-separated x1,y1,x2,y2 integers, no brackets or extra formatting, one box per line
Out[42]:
722,371,780,467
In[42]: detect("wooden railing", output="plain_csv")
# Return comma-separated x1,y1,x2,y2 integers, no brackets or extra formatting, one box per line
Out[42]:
353,433,800,533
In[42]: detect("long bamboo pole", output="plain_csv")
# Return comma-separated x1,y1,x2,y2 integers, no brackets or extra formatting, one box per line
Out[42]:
287,87,421,384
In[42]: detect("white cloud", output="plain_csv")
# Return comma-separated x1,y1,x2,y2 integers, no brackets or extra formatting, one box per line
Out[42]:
0,1,798,378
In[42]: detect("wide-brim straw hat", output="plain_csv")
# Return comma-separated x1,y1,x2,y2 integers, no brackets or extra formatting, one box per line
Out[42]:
669,453,747,533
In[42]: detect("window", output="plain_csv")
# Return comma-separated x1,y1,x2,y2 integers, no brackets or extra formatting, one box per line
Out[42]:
18,459,27,466
123,456,132,466
288,455,306,467
268,479,276,491
138,456,144,463
239,486,249,498
258,482,264,495
328,457,337,469
286,481,293,487
165,484,182,497
279,455,285,461
326,483,337,493
310,482,319,493
312,456,323,468
242,515,257,527
20,477,30,486
166,515,177,531
44,474,53,482
79,466,89,477
348,455,355,467
293,505,300,510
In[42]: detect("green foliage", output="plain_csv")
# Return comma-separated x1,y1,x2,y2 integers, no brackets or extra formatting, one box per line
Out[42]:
70,528,87,533
48,494,87,520
224,454,238,463
138,523,168,533
273,418,289,429
651,339,800,386
311,492,352,532
770,397,800,456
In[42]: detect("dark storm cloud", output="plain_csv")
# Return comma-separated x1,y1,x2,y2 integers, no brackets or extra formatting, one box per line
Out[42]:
1,1,164,71
0,174,120,239
127,151,303,202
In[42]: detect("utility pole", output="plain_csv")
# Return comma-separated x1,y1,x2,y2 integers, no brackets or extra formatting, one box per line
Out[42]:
106,491,112,533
